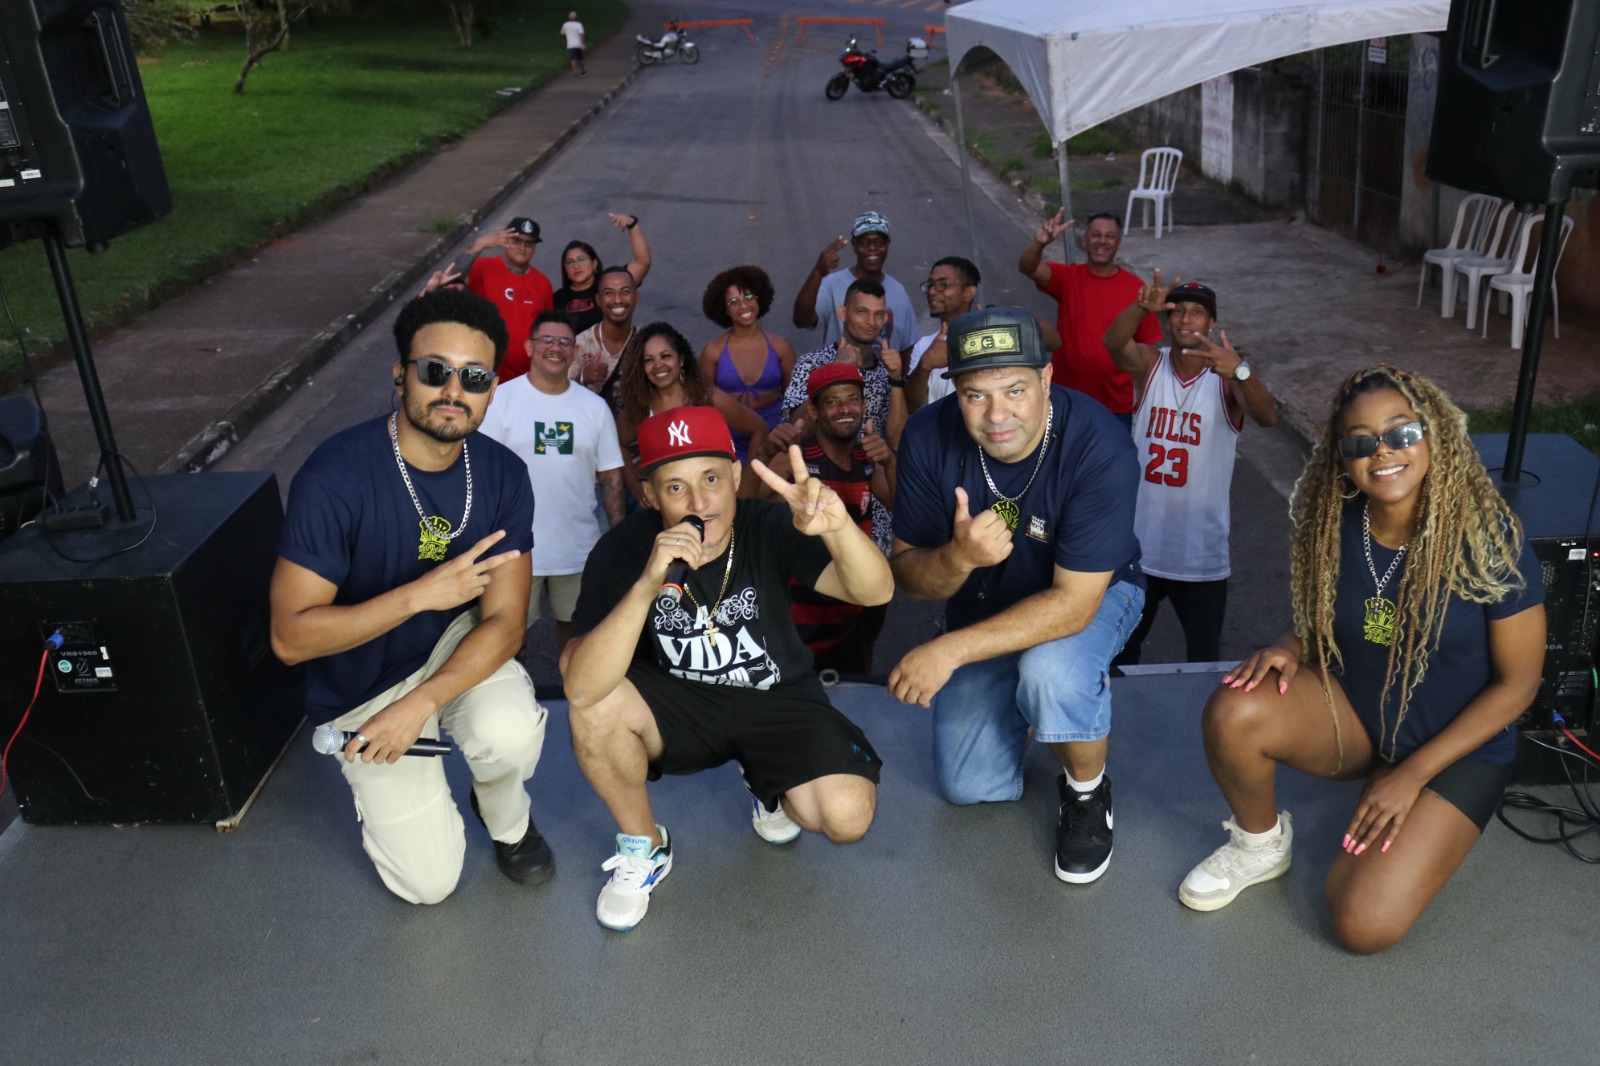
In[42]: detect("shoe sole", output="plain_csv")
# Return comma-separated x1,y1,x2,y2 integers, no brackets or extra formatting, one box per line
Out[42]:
595,852,674,932
1054,849,1112,884
501,855,556,886
753,824,801,845
1178,856,1291,912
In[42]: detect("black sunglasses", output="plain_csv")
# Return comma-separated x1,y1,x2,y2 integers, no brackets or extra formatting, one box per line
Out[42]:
1337,421,1425,459
409,358,495,394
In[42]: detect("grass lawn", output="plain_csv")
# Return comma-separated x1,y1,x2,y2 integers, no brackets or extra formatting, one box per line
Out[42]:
1470,394,1600,457
0,0,625,387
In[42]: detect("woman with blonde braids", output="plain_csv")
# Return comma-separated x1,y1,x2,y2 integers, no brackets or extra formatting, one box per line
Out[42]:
1177,365,1545,953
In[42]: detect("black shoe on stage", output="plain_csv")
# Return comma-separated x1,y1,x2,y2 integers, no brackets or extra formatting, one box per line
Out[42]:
1054,774,1113,884
470,790,555,886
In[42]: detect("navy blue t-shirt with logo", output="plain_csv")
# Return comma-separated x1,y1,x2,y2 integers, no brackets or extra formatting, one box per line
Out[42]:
894,385,1143,630
1331,501,1543,765
278,415,534,718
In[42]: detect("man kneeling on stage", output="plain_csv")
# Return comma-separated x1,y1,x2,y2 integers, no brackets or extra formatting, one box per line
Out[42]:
560,406,892,931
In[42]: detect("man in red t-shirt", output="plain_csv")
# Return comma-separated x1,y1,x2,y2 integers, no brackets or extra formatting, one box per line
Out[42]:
464,216,555,381
1018,209,1162,426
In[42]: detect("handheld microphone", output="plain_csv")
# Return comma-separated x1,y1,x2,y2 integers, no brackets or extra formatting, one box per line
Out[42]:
658,515,705,607
311,724,452,758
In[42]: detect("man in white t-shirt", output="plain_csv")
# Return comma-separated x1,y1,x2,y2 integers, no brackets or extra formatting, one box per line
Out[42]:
480,310,625,647
560,12,587,76
791,211,919,353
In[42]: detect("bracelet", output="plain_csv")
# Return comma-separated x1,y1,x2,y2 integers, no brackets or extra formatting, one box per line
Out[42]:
887,376,906,388
626,215,638,230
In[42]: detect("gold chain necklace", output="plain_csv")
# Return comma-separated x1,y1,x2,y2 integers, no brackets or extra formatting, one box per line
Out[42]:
681,526,736,636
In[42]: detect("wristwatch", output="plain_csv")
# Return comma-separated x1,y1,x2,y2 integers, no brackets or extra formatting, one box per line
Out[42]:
887,376,906,389
1233,359,1252,382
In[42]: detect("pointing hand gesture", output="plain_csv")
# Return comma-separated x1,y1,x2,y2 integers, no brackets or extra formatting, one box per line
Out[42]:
815,235,848,275
1137,267,1182,314
950,486,1012,570
750,445,850,536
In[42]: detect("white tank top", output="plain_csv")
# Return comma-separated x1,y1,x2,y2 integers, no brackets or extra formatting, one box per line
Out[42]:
1131,348,1241,581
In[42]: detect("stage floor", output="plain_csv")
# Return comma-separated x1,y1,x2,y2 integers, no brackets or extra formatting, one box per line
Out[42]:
0,673,1592,1064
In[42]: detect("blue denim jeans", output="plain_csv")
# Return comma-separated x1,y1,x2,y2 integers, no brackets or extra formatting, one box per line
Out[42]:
930,579,1144,805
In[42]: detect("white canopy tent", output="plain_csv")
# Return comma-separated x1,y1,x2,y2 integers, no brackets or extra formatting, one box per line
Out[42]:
941,0,1448,263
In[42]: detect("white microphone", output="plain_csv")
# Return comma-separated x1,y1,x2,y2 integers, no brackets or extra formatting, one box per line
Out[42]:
311,724,452,757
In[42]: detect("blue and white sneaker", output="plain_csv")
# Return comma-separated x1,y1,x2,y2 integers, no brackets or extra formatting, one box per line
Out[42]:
751,795,802,845
596,827,672,931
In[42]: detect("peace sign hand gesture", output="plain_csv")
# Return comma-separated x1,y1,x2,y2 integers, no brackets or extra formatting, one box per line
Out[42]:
749,445,850,537
1180,328,1245,378
1137,267,1183,314
1034,207,1072,247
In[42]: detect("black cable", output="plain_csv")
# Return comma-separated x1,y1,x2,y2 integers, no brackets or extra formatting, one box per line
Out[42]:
1497,732,1600,863
37,451,157,564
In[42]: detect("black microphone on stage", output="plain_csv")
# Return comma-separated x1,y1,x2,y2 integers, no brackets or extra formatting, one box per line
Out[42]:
311,725,452,758
658,514,705,607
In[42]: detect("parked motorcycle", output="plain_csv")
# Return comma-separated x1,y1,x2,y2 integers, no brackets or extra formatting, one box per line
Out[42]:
636,23,699,65
825,37,927,100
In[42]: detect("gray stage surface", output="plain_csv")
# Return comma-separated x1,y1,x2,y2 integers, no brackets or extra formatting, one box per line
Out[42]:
0,673,1592,1065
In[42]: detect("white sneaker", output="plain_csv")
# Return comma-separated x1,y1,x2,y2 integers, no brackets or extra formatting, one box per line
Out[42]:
596,827,672,931
1178,812,1293,912
751,795,801,845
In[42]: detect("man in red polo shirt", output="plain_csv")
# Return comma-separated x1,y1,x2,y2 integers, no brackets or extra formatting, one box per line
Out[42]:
1017,209,1162,427
465,216,555,381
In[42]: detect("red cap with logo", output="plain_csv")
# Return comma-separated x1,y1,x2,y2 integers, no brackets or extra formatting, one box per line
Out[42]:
806,362,865,401
636,406,736,474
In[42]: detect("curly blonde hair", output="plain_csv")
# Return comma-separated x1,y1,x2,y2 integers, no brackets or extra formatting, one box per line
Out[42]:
1289,364,1526,767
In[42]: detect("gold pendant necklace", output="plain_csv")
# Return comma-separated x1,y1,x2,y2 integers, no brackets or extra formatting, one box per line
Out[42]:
681,527,736,636
1362,501,1407,647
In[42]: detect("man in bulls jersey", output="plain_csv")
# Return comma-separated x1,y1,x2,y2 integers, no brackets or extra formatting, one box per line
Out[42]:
1103,276,1278,666
754,363,896,674
461,216,555,382
561,406,891,931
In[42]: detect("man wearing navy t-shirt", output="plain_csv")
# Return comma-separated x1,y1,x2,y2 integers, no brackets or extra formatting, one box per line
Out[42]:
270,289,552,905
889,307,1145,885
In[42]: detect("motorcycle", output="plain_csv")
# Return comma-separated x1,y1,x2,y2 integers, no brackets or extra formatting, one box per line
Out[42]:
636,23,699,65
825,37,926,100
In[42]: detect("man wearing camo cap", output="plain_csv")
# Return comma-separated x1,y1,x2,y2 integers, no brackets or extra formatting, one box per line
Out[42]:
791,210,920,353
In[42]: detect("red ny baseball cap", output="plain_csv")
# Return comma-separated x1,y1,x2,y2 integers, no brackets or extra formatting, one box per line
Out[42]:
637,406,736,474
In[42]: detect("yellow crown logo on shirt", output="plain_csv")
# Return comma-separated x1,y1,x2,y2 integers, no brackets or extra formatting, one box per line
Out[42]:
959,327,1020,358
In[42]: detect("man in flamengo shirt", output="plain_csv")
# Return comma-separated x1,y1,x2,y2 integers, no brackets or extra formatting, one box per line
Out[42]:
1103,277,1278,666
463,216,554,382
753,363,895,675
271,288,552,905
889,307,1145,888
561,406,893,932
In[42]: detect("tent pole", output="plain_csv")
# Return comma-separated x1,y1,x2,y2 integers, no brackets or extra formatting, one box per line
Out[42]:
951,69,984,300
1057,142,1075,265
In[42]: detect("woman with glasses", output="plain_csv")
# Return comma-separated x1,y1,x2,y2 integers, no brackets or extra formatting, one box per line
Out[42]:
698,265,796,460
616,322,769,506
1177,365,1544,953
554,212,653,334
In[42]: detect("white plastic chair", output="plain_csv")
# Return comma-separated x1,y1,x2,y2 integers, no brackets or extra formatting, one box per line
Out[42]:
1124,147,1183,239
1482,212,1574,350
1416,193,1501,317
1452,204,1524,331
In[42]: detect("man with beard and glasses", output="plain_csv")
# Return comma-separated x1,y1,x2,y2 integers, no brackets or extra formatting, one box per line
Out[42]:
270,289,553,905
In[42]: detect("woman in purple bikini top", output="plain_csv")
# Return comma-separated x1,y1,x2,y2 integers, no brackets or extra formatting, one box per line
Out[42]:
698,265,797,460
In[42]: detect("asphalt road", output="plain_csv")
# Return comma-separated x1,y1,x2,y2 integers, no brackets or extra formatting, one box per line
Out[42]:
217,5,1304,687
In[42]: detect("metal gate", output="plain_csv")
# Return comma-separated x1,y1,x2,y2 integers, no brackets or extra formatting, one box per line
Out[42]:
1310,39,1411,254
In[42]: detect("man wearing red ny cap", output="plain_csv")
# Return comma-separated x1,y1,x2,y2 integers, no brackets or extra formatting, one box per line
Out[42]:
561,406,893,932
755,363,895,674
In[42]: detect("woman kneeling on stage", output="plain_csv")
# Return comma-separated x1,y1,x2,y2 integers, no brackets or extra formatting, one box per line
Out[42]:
1178,364,1545,953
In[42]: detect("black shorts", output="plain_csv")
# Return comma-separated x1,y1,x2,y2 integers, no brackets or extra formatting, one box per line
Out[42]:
627,662,881,809
1423,758,1514,831
568,47,584,61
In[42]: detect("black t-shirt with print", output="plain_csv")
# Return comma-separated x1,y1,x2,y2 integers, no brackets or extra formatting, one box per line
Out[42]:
571,498,835,704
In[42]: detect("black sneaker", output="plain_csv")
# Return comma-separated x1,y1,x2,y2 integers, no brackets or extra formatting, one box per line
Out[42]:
470,790,555,886
1054,774,1113,884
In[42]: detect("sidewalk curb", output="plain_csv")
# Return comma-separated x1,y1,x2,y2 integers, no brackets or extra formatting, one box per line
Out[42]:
167,68,641,474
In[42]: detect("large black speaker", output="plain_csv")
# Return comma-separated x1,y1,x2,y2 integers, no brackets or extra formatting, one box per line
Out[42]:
0,0,171,248
0,472,303,826
1426,0,1600,204
1473,434,1599,783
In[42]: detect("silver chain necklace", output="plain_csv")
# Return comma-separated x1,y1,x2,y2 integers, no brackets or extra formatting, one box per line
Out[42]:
1362,499,1407,597
389,412,472,540
978,401,1053,507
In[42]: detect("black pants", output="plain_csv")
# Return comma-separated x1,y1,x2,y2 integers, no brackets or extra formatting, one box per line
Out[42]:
1116,575,1228,666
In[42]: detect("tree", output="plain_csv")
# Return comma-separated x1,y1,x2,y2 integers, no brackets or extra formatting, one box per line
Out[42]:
233,0,344,94
446,2,474,46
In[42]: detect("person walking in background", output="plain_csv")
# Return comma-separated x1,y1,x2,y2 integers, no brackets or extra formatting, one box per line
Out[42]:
699,265,796,461
561,12,587,76
555,212,652,334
